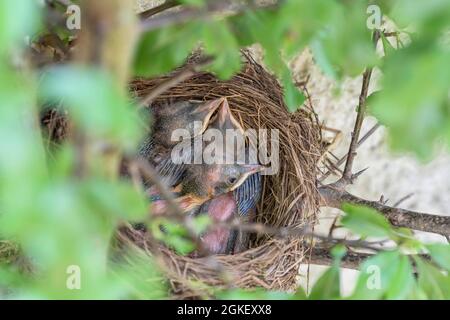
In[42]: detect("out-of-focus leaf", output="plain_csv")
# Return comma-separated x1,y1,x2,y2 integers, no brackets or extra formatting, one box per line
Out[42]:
178,0,205,6
280,65,306,112
150,220,195,255
341,203,393,238
293,286,308,300
426,243,450,271
308,245,348,300
303,1,379,78
311,39,338,79
385,255,415,299
350,250,414,299
415,257,450,299
190,215,211,236
82,180,148,221
111,247,167,300
380,32,397,57
202,21,241,79
218,288,291,300
134,22,201,77
390,0,450,34
309,265,340,300
331,244,347,260
370,45,450,159
40,66,143,151
0,0,40,54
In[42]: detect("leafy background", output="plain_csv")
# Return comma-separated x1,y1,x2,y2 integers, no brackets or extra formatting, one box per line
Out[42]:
0,0,449,299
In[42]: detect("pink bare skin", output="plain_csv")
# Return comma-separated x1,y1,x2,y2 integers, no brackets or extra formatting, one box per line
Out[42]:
200,192,236,254
146,187,237,254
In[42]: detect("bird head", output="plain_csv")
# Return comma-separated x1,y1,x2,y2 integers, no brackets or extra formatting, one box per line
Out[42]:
204,163,263,198
152,98,225,147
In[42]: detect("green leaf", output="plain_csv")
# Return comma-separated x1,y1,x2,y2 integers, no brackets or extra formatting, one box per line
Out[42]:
281,65,306,112
134,22,201,77
202,21,241,79
111,247,168,300
293,286,308,300
426,243,450,271
331,244,347,260
380,32,397,57
309,264,341,300
82,180,148,221
40,67,143,151
311,39,338,79
385,255,415,299
0,0,40,55
178,0,205,7
341,203,393,238
310,1,379,77
190,215,211,236
350,250,414,300
150,220,195,255
415,257,450,299
217,288,291,300
370,45,450,159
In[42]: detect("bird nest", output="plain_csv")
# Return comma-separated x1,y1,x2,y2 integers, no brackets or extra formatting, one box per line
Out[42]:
118,52,323,298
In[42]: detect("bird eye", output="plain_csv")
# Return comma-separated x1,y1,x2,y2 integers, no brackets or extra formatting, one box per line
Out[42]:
228,176,238,185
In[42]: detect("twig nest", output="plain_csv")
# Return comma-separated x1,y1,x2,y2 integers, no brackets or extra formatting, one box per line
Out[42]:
125,51,322,298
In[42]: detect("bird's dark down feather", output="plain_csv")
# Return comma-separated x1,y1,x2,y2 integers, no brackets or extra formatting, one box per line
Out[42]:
233,172,262,216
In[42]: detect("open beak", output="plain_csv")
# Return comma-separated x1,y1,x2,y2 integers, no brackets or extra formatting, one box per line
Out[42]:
229,164,264,191
214,98,245,135
196,98,226,135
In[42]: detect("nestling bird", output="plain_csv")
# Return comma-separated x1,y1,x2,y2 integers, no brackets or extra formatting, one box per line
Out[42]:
193,162,262,255
141,97,262,255
183,98,263,254
138,98,225,188
179,97,260,205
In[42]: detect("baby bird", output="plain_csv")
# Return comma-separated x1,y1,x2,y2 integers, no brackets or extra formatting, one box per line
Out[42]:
139,98,224,188
182,99,262,255
179,97,260,205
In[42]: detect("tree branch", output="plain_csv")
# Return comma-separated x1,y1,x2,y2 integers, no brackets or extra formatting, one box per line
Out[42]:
307,246,372,269
139,0,181,20
333,30,381,188
140,0,236,33
319,123,381,182
307,245,431,270
138,56,213,108
319,184,450,239
139,0,277,33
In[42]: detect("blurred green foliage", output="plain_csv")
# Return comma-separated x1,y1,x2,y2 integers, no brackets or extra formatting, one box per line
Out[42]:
0,0,165,299
0,0,449,300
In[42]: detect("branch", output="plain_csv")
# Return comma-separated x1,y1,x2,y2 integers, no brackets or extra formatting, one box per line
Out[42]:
319,123,381,182
139,0,181,20
139,0,277,33
138,56,213,108
319,184,450,239
140,1,235,33
132,157,183,217
220,220,386,252
307,245,431,270
307,246,372,269
334,30,381,188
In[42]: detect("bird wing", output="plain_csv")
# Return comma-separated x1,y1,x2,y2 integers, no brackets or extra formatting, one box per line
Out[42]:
139,136,187,188
155,157,186,188
233,172,262,216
